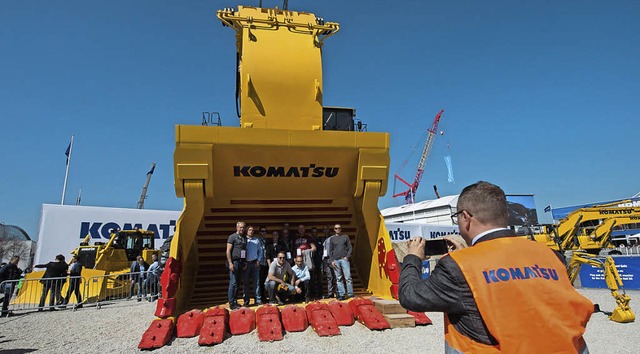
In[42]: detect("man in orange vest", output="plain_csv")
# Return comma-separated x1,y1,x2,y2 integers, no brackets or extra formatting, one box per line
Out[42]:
399,181,594,353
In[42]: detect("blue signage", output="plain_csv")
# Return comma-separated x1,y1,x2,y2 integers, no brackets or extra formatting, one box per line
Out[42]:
578,256,640,290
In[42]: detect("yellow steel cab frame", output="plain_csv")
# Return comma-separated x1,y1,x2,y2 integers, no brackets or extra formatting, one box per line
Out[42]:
167,5,393,313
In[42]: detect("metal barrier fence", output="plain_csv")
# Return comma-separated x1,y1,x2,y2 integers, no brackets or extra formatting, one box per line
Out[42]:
0,271,161,316
84,271,160,309
1,276,76,314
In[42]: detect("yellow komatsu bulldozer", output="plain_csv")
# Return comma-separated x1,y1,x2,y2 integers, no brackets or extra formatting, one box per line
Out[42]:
15,229,159,305
160,4,394,317
529,203,639,322
73,228,158,272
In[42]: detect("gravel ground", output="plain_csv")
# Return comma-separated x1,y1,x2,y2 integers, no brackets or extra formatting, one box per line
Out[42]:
0,289,638,353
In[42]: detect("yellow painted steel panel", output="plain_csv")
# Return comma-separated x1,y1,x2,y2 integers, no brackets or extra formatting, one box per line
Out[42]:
168,6,395,314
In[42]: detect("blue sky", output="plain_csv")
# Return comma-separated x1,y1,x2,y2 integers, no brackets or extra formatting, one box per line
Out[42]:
2,0,639,239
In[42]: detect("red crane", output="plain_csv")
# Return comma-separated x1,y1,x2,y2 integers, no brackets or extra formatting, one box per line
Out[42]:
393,109,444,204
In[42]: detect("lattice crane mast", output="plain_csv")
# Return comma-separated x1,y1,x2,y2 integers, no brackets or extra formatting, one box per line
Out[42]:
393,109,444,204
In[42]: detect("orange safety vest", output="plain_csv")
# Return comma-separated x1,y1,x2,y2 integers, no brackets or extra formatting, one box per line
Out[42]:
446,237,593,353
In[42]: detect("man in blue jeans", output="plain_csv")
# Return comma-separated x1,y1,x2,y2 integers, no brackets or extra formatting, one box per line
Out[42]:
244,225,263,306
129,256,149,301
328,224,354,300
226,221,247,310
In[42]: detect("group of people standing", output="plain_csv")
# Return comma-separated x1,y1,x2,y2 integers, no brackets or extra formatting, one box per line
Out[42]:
226,222,353,309
30,251,161,313
34,254,84,311
129,254,161,302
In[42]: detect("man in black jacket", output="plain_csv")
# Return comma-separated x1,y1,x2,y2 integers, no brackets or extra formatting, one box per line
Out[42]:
35,254,69,311
129,256,149,301
398,181,593,353
0,256,23,316
63,255,83,307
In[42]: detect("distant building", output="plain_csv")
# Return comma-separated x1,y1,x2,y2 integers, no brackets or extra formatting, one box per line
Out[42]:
0,224,36,270
381,194,539,228
381,195,458,225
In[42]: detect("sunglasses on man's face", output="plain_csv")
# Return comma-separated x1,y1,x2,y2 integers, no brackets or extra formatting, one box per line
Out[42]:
277,256,285,260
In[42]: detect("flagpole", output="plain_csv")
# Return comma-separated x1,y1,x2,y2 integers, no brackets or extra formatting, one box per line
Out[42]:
61,134,74,205
76,188,82,206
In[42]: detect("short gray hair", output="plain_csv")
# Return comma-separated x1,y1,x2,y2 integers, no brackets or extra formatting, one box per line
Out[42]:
457,181,508,227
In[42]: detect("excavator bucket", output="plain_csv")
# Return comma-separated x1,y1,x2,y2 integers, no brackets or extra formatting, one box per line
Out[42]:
162,5,395,315
610,302,635,323
605,256,635,323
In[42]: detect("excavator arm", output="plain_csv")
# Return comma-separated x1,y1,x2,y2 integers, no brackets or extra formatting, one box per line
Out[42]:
576,215,640,252
533,205,640,251
529,202,640,323
567,251,634,323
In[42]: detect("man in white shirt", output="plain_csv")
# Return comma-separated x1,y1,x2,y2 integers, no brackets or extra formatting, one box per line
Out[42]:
292,256,311,303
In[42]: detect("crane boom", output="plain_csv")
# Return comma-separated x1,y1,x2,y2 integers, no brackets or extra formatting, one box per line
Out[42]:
137,163,156,209
393,109,444,203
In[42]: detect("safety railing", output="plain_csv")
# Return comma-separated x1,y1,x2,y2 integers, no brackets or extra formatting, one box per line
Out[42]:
1,276,80,315
84,271,160,309
1,271,161,316
613,245,640,256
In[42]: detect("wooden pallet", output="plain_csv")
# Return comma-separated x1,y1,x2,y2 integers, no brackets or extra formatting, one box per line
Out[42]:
371,298,415,328
383,313,416,328
372,299,406,315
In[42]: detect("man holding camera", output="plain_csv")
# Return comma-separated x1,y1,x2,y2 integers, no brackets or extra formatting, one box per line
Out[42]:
399,181,593,353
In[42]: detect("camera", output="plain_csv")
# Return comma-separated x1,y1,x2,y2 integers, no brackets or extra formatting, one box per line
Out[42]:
424,238,448,256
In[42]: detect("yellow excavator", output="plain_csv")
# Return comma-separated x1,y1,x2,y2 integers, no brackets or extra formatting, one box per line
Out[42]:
156,3,394,320
531,202,640,252
15,229,159,305
567,252,633,323
529,204,640,322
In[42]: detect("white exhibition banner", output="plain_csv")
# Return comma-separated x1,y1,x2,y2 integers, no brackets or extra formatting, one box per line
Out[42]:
386,222,459,243
34,204,181,265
